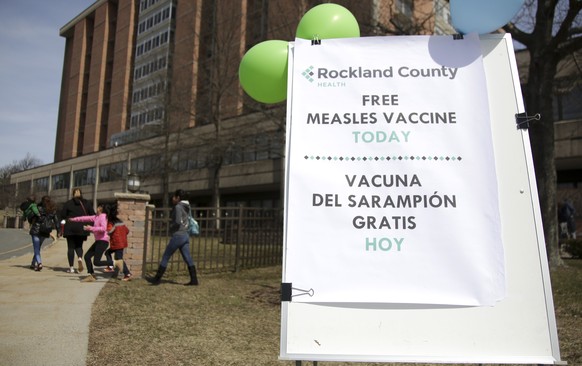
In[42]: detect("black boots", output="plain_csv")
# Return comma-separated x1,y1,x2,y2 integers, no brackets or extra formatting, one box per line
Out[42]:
147,265,166,285
147,265,198,286
185,265,199,286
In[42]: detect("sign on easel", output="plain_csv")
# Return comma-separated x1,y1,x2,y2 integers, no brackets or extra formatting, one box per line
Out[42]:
280,34,563,364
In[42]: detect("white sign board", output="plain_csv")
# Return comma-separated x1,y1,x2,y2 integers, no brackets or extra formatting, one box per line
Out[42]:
280,34,562,364
284,34,504,307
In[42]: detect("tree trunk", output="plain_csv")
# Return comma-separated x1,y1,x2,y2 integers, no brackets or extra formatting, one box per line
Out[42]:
210,165,220,209
162,132,171,208
209,164,220,229
525,55,564,269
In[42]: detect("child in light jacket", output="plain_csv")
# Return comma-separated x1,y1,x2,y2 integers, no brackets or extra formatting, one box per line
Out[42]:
69,203,110,282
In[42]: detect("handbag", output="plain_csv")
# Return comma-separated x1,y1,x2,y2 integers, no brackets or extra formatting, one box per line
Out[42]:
187,207,200,236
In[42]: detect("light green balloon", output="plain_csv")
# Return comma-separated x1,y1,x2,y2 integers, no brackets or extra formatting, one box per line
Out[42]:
296,3,360,40
238,40,288,104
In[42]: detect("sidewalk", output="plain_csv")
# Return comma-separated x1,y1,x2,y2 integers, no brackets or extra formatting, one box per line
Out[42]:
0,231,107,366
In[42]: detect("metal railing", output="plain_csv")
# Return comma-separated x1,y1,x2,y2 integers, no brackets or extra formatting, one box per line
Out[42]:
143,206,283,275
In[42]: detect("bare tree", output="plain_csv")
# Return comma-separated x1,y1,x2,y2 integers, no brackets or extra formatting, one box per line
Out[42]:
0,153,42,209
167,1,303,211
189,0,434,207
13,153,43,172
505,0,582,269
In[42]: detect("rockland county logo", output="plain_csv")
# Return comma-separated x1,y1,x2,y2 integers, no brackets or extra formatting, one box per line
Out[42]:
301,65,394,89
301,64,459,88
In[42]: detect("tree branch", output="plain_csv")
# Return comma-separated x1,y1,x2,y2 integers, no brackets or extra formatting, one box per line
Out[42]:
556,35,582,59
503,22,533,47
550,0,582,49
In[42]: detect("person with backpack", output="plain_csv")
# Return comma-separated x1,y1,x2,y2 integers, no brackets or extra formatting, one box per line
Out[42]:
29,196,60,271
146,189,199,286
60,188,94,273
102,202,133,281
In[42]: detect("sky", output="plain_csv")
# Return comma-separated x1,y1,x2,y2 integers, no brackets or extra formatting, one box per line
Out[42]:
0,0,96,168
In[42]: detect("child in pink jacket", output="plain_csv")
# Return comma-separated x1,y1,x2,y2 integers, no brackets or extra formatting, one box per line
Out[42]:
69,203,110,282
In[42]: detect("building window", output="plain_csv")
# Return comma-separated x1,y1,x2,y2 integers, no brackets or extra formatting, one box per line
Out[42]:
224,144,243,165
554,83,582,121
175,148,206,171
52,173,70,190
73,168,96,186
255,134,270,160
223,132,284,165
131,154,161,175
17,181,32,198
33,177,49,192
99,162,127,183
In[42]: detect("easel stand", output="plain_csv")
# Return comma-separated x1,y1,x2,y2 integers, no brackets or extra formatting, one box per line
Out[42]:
279,34,564,365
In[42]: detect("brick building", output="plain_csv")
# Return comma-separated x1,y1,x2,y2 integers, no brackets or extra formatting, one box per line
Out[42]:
9,0,581,213
10,0,456,209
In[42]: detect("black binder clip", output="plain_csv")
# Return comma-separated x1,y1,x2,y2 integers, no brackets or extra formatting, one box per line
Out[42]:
281,283,292,302
311,35,321,46
453,33,464,40
515,112,541,130
280,283,314,302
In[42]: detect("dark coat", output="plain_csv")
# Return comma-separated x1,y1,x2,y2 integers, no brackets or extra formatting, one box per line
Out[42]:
60,198,95,238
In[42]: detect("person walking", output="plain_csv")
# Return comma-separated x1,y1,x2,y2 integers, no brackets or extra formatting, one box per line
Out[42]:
69,203,110,282
60,188,94,273
559,198,577,239
147,189,199,286
23,194,40,269
29,196,60,271
103,202,133,281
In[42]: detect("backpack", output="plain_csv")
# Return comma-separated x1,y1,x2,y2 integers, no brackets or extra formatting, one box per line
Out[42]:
19,201,29,212
38,213,54,235
187,207,199,236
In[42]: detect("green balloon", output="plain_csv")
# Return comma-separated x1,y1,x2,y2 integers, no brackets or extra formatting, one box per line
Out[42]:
296,3,360,40
238,40,288,104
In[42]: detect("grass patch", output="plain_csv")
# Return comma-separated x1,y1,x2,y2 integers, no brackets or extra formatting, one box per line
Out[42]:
87,260,582,366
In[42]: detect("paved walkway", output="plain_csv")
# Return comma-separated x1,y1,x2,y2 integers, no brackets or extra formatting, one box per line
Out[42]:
0,229,107,366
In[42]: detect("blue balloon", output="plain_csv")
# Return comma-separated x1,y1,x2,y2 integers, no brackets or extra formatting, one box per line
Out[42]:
451,0,524,35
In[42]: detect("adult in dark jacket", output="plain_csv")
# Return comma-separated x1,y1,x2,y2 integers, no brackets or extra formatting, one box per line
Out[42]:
29,195,61,271
60,188,95,273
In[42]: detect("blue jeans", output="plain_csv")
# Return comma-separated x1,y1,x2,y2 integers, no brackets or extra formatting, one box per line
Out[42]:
159,232,194,268
31,235,47,265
